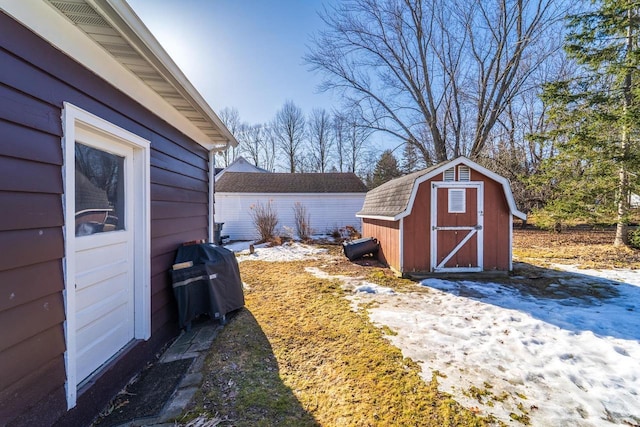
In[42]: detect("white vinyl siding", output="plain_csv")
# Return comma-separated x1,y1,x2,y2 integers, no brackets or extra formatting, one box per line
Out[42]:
215,193,365,240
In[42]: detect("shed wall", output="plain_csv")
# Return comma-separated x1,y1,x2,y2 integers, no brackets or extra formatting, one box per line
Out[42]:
361,219,401,269
400,169,512,272
401,176,434,272
215,193,365,241
0,13,209,425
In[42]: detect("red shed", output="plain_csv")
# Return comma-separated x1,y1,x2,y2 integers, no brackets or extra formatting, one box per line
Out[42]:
357,157,526,275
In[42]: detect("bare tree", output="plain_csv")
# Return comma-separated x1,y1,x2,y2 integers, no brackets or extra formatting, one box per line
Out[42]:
306,0,570,164
332,111,347,172
308,108,333,172
331,108,372,174
238,123,265,168
262,125,277,172
272,100,306,173
217,107,242,167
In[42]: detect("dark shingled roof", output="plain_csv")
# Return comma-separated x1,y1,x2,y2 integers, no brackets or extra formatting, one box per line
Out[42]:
357,163,442,218
215,172,368,193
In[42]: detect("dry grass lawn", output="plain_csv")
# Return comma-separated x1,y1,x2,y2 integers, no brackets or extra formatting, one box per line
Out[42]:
179,228,639,426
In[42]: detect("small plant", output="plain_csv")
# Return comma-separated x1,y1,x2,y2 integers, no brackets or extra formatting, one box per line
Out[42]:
629,228,640,249
293,202,312,241
249,200,278,243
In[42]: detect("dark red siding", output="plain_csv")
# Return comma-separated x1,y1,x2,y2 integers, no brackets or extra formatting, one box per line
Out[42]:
362,218,400,269
401,171,512,272
0,12,211,426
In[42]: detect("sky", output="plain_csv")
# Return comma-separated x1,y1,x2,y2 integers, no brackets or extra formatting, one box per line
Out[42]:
127,0,339,126
226,240,640,426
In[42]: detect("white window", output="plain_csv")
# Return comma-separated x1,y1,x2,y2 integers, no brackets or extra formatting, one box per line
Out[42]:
458,165,471,182
448,189,466,213
443,167,455,181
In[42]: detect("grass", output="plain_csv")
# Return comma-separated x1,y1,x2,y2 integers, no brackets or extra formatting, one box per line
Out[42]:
181,257,495,426
178,230,640,426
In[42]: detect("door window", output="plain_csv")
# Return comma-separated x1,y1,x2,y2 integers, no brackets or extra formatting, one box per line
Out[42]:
75,143,125,236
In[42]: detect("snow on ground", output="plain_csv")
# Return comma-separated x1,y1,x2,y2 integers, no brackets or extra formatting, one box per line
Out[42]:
227,242,640,425
226,241,329,263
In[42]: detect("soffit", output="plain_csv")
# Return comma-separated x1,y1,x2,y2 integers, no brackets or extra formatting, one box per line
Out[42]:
45,0,236,150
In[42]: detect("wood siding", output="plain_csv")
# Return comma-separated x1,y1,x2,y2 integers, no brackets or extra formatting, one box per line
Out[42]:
362,219,400,270
0,13,210,426
215,193,365,241
400,170,512,272
401,177,433,272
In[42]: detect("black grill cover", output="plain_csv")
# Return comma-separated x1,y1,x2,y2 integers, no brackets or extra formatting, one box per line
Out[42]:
171,244,244,329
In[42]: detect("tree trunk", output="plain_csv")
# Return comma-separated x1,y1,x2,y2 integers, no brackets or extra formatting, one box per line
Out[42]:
614,7,634,247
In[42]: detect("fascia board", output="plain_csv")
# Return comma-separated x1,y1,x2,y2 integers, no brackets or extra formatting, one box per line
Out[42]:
397,156,527,221
356,213,397,221
0,0,235,151
98,0,237,148
217,192,367,197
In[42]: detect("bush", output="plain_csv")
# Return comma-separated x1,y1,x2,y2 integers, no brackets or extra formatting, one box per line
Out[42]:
249,200,279,243
293,202,312,241
629,228,640,249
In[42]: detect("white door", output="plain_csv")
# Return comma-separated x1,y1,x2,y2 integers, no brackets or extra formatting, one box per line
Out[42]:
73,126,135,385
430,182,484,273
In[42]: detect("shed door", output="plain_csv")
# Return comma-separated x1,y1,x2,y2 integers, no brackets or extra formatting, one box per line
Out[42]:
74,127,135,385
430,182,483,272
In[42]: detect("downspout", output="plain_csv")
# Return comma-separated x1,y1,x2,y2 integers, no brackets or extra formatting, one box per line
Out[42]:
209,142,230,243
208,149,215,243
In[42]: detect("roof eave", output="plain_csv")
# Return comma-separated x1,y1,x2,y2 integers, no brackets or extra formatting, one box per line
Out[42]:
98,0,237,149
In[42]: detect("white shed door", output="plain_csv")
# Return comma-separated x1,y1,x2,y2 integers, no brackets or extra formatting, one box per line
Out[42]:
74,128,135,384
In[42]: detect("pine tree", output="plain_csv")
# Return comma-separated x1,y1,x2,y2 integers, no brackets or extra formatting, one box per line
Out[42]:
537,1,639,244
401,142,422,174
367,150,403,189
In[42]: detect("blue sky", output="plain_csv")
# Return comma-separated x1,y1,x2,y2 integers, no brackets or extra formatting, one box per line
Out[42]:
127,0,339,125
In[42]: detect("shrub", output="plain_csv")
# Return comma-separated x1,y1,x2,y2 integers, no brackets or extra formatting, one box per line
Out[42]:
249,200,278,243
293,202,312,241
629,228,640,249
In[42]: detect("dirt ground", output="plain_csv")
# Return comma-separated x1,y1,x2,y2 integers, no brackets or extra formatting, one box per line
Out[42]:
512,227,640,269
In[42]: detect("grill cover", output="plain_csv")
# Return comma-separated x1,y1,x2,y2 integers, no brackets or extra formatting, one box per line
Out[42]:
171,244,244,329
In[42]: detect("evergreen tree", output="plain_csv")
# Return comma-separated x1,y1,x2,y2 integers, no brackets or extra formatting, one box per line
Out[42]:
401,142,422,174
367,150,402,189
536,1,639,244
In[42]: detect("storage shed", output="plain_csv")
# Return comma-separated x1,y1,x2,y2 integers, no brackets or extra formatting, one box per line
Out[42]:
0,1,236,425
357,157,526,274
215,172,368,240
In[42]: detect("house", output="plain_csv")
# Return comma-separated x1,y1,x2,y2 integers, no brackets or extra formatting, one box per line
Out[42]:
215,172,368,240
357,157,526,275
0,1,237,425
215,156,270,180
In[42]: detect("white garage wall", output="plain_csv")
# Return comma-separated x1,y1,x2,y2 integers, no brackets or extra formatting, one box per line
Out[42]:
215,193,365,241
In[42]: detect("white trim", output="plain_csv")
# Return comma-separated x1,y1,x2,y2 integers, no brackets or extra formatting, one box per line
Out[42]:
360,157,526,221
62,103,150,409
208,150,215,243
356,213,396,221
509,217,514,271
398,217,404,272
430,182,484,273
0,0,235,150
218,192,367,197
436,229,477,269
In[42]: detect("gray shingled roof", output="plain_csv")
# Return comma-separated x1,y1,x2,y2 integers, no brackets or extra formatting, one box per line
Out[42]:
215,172,368,193
357,164,441,218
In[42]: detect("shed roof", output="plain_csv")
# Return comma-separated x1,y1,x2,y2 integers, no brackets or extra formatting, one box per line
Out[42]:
357,164,442,218
216,172,368,194
357,157,526,220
